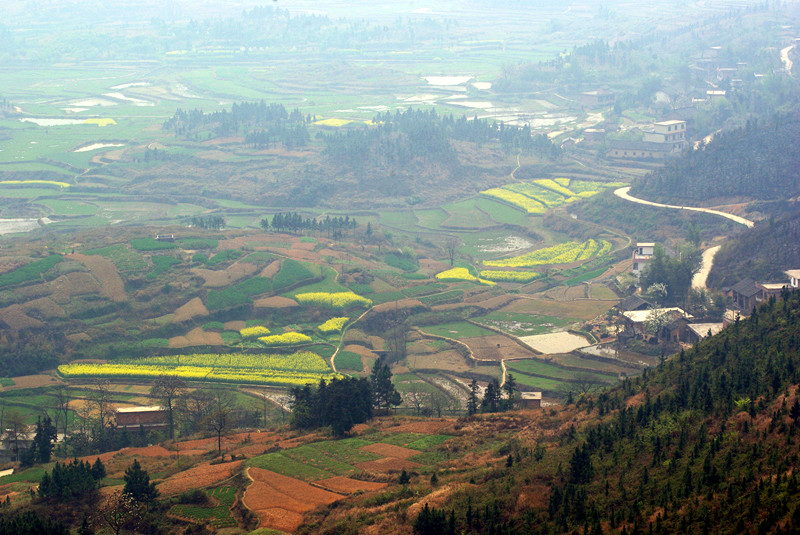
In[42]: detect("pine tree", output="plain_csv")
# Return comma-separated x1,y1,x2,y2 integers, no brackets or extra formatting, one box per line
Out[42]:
467,379,479,416
122,459,159,504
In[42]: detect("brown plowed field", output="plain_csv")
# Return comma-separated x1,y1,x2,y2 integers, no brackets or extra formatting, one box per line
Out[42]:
172,297,208,322
223,320,246,331
50,272,102,302
462,335,537,361
259,260,281,278
253,508,304,533
67,332,91,343
342,344,378,358
361,443,421,459
23,297,65,318
314,476,387,494
372,299,424,313
192,262,259,287
412,350,471,372
0,305,44,330
355,457,421,472
255,296,299,308
158,460,242,496
71,253,126,302
0,374,60,390
244,467,343,531
169,327,223,348
378,419,454,434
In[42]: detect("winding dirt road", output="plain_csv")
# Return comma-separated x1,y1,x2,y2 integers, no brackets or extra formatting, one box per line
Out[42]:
691,245,721,290
781,45,794,74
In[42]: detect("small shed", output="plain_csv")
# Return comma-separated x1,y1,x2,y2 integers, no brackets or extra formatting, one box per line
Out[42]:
616,295,653,313
519,392,542,409
685,322,725,344
116,406,168,431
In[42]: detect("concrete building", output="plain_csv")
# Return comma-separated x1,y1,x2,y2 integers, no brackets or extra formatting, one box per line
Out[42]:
519,392,542,409
642,120,688,151
632,243,655,276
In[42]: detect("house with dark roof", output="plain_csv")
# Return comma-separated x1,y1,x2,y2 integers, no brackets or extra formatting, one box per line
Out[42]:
728,278,762,311
616,295,653,312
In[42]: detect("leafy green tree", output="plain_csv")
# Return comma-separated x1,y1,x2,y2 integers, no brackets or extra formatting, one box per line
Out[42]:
122,459,159,504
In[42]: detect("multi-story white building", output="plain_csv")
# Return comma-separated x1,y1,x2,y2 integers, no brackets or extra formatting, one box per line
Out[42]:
632,242,655,276
642,120,687,151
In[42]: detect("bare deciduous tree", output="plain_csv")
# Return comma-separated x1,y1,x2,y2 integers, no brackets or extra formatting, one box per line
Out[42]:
150,375,187,440
88,380,112,440
4,411,27,462
54,386,71,443
444,236,460,266
203,390,237,455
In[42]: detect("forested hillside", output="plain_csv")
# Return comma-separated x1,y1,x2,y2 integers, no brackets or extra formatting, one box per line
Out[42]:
630,112,800,204
708,211,800,288
306,290,800,534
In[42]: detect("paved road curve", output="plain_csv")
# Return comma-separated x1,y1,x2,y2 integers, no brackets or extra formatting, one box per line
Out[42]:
614,187,754,228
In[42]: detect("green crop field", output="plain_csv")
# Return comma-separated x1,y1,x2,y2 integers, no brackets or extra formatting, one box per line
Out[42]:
420,321,495,340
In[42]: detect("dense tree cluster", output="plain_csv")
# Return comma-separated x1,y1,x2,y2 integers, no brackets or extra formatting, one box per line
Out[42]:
709,210,800,288
290,377,372,436
0,511,68,535
289,360,402,435
38,458,105,500
262,212,357,238
632,112,800,203
189,215,225,230
323,107,559,172
163,101,308,148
